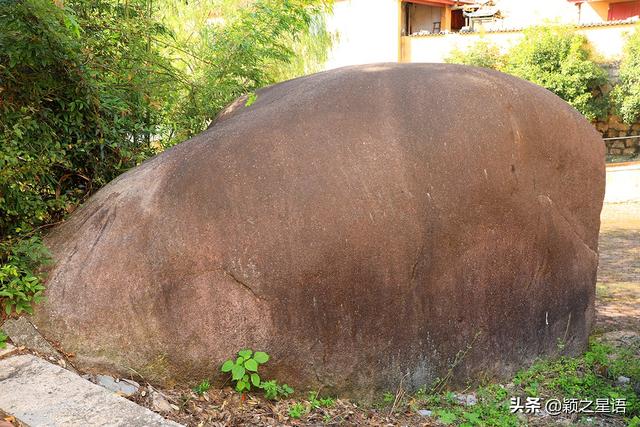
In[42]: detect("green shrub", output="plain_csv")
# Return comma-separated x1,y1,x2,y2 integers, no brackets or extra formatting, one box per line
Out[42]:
0,0,167,240
169,0,333,140
502,25,608,121
445,40,504,69
612,24,640,123
0,236,50,315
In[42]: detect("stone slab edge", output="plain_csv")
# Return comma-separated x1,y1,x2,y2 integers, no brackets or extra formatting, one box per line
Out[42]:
0,354,183,427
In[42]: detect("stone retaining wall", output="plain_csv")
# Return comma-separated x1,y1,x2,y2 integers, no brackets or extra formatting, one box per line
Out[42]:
595,115,640,156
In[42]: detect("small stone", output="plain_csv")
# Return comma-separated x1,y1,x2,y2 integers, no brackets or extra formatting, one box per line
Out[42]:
95,375,139,397
0,354,181,426
455,393,478,406
613,141,625,149
150,391,174,413
617,376,631,386
416,409,432,416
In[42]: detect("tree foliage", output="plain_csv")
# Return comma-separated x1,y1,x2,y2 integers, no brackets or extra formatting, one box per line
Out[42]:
503,26,608,121
445,40,503,69
612,24,640,124
0,0,170,239
446,26,608,121
0,0,332,314
163,0,333,140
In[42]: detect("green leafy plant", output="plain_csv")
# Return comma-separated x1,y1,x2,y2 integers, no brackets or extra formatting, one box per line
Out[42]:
193,379,211,396
502,25,608,121
308,391,335,409
382,391,395,403
514,340,639,416
445,40,504,69
0,331,8,350
161,0,334,142
288,402,308,419
260,379,294,400
612,24,640,123
436,409,457,425
221,349,270,392
0,237,50,315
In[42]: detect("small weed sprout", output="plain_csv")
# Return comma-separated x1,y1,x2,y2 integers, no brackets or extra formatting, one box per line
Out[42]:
193,379,211,395
288,402,308,419
308,391,335,409
220,349,294,398
0,331,7,349
261,379,294,400
221,349,269,392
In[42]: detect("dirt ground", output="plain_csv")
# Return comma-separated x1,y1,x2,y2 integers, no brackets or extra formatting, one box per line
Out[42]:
596,202,640,334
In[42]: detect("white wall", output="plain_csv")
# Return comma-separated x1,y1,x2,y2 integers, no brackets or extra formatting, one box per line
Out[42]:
325,0,400,69
491,0,580,27
403,22,635,64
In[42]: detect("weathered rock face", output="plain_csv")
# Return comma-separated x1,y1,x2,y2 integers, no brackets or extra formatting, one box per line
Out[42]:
34,64,605,397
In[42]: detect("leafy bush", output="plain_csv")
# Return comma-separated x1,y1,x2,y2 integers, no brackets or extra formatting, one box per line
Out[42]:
168,0,333,140
0,236,50,314
0,0,167,240
445,40,504,69
612,24,640,123
502,25,608,121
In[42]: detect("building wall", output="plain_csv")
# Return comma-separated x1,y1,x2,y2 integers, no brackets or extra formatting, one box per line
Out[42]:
324,0,401,69
582,1,610,22
408,3,443,34
325,1,638,68
491,0,579,28
401,22,636,63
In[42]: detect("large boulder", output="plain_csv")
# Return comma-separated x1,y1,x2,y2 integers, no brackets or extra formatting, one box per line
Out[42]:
34,64,605,397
